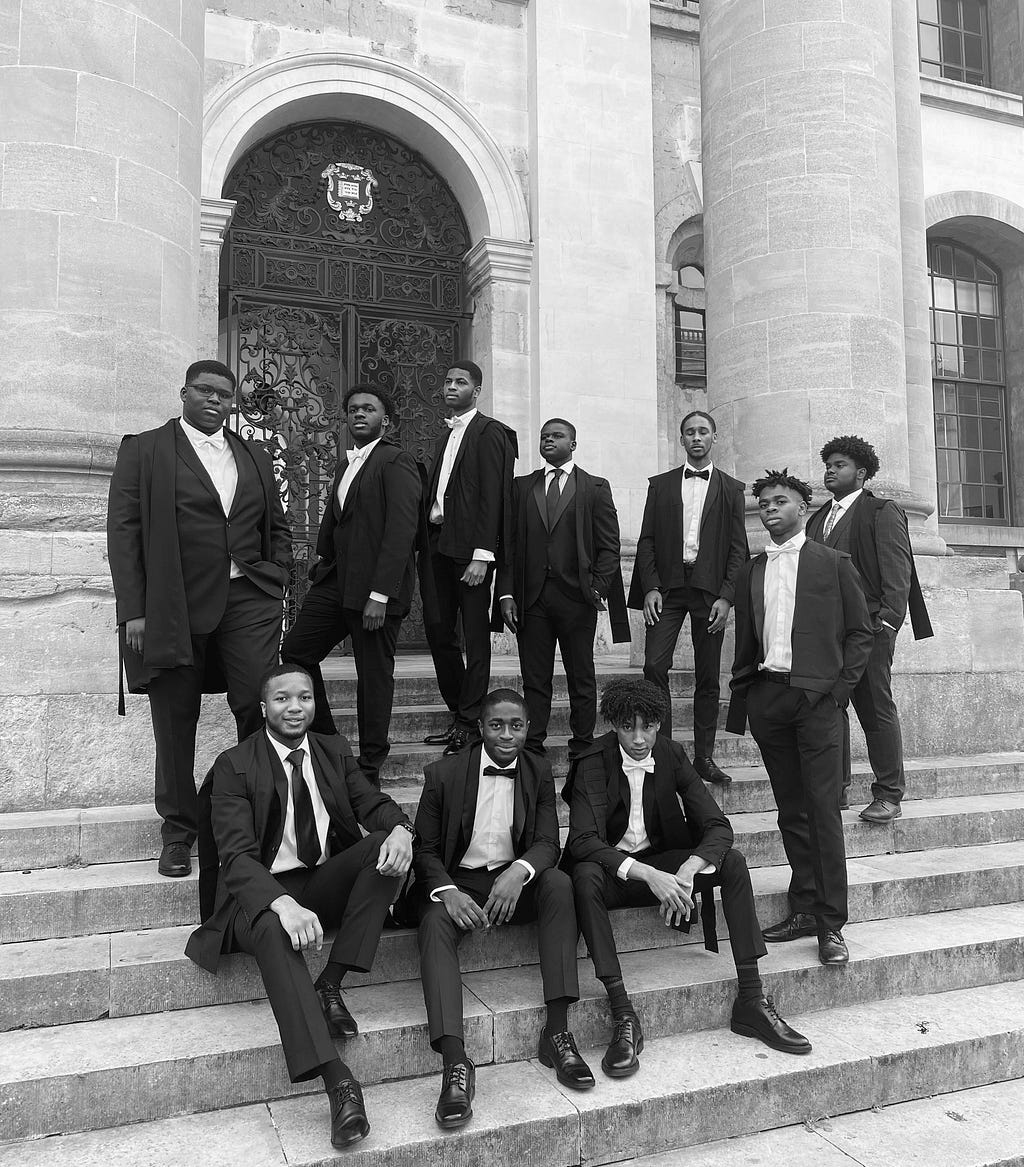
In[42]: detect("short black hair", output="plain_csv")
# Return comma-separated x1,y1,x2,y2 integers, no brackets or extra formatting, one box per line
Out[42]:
448,359,483,387
185,359,236,390
541,417,577,441
343,383,396,422
680,409,716,435
820,434,880,481
599,677,669,727
260,663,313,703
480,687,528,720
751,468,813,505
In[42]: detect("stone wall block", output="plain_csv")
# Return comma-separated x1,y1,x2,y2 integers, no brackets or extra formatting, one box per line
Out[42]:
117,159,195,246
850,314,907,393
801,19,880,76
731,123,805,190
968,591,1024,671
0,0,18,63
177,113,203,193
0,211,59,312
49,534,108,577
705,80,767,152
805,249,882,316
768,313,852,392
134,15,203,126
2,143,117,218
76,76,180,177
731,390,821,484
731,250,807,326
699,0,764,63
0,68,78,145
843,73,898,137
58,218,163,330
766,173,852,251
19,0,135,80
729,23,804,83
896,589,973,672
705,183,768,269
119,0,180,34
705,321,769,405
807,390,887,465
804,121,879,178
0,698,48,810
0,591,117,696
765,68,844,127
764,0,843,25
220,0,324,30
161,240,197,341
849,181,902,255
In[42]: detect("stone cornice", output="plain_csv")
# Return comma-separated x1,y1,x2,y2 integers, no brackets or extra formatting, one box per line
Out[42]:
200,197,236,248
465,237,534,298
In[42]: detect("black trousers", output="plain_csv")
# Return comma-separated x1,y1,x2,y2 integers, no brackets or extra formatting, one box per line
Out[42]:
416,865,580,1047
229,831,400,1083
572,847,766,983
843,627,905,804
281,570,402,785
746,679,848,933
642,582,723,753
148,577,281,845
424,533,495,732
519,580,598,757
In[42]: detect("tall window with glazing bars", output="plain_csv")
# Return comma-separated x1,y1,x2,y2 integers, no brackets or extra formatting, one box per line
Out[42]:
918,0,989,87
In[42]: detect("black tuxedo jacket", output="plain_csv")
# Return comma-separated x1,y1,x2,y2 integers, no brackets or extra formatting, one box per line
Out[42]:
563,731,733,877
107,419,292,691
309,440,421,615
806,489,932,639
726,540,874,735
496,466,630,641
412,745,560,896
185,729,409,972
628,465,748,607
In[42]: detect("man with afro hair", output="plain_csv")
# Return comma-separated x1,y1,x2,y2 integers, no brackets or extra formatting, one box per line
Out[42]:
807,436,932,822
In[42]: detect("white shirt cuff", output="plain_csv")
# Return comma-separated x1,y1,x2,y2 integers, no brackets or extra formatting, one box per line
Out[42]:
472,549,495,563
498,594,513,602
616,857,634,880
881,620,897,631
429,883,457,902
513,858,535,884
368,591,390,605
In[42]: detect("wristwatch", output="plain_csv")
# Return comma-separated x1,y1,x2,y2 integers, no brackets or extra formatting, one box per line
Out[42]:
398,821,416,838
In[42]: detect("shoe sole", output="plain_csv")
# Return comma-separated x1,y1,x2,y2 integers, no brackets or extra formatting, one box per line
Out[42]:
331,1119,370,1148
157,867,191,878
327,1023,358,1038
435,1108,473,1128
819,955,850,965
859,813,902,823
730,1021,812,1055
538,1051,595,1090
762,930,816,943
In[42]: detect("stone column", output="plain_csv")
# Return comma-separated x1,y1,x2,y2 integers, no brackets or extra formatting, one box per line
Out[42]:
198,197,236,360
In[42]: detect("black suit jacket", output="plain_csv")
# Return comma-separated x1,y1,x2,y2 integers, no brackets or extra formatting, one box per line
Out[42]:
726,540,875,735
806,489,932,639
185,729,409,972
412,745,560,896
496,466,630,641
628,465,748,607
309,440,421,615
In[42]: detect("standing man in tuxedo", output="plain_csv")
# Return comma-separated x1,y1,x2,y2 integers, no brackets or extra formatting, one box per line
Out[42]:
421,361,517,755
727,470,873,966
629,411,748,786
413,688,593,1129
807,436,933,822
566,677,810,1077
106,359,292,878
186,664,415,1149
281,385,420,785
498,418,630,758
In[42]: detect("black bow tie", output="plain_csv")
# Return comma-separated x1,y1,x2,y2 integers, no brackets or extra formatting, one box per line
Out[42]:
482,765,517,779
684,468,709,480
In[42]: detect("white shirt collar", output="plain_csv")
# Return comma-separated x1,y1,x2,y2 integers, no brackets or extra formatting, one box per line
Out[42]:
831,487,863,513
766,529,807,555
480,746,518,773
446,408,478,429
684,461,714,475
618,745,656,772
347,436,382,463
180,416,226,448
266,730,309,761
544,458,575,476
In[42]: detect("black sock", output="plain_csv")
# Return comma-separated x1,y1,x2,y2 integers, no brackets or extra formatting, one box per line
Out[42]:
438,1036,467,1066
736,960,764,1002
316,962,347,990
321,1058,354,1091
600,975,633,1018
545,996,570,1035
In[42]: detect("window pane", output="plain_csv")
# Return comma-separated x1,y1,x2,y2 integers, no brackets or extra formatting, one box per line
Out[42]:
677,309,703,329
962,485,984,516
922,60,942,76
986,487,1006,519
978,260,997,283
963,34,983,71
934,245,954,276
943,483,963,515
979,317,997,347
961,450,982,482
935,311,958,343
955,280,977,312
979,388,1001,416
961,415,980,448
959,315,979,345
678,265,705,290
920,23,941,58
978,283,998,315
941,381,959,411
940,0,959,25
981,350,1002,382
962,0,983,33
942,28,963,66
932,277,955,309
954,249,975,279
961,348,980,379
958,383,978,411
919,0,938,21
965,71,985,85
944,449,960,481
983,450,1004,480
936,345,959,376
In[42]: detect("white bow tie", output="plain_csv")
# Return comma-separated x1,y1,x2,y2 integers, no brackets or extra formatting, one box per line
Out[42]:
622,755,656,776
347,448,367,464
766,543,801,559
444,416,465,430
196,431,226,451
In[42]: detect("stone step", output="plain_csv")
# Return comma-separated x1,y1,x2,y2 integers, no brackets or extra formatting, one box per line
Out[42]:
1,972,1022,1147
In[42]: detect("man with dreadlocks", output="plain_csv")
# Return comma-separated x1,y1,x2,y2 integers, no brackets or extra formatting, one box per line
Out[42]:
565,676,811,1076
807,435,933,822
727,469,873,967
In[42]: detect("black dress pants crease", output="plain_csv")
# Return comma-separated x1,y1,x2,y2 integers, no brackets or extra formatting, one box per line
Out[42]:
843,627,905,804
148,577,282,845
229,831,399,1083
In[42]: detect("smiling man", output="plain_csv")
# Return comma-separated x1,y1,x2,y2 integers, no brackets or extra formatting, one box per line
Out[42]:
186,664,415,1150
107,359,292,877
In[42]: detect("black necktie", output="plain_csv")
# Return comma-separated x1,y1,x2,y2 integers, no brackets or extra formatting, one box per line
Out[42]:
482,766,517,779
286,748,321,868
684,468,709,480
546,468,562,526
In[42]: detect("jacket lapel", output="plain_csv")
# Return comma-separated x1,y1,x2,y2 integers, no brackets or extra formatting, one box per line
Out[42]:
175,425,224,510
531,470,549,531
698,468,722,536
307,735,347,827
512,751,531,846
448,412,481,487
751,555,766,645
550,467,576,529
456,745,481,857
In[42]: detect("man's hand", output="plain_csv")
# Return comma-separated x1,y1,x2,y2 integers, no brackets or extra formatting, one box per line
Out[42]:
483,863,528,925
707,598,731,635
124,617,145,654
643,590,663,626
439,888,490,931
270,894,324,952
641,867,694,927
500,597,518,634
362,597,387,631
376,825,413,877
461,559,489,587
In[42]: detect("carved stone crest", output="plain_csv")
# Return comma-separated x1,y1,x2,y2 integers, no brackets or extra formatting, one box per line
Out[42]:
321,162,378,223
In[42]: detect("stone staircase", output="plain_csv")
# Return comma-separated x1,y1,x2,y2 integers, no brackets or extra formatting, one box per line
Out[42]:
2,661,1024,1165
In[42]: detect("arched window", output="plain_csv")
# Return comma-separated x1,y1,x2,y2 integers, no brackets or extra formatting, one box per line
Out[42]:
930,239,1009,523
918,0,989,87
674,265,706,384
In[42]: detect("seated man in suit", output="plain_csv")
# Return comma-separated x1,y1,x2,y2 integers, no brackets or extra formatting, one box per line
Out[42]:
413,688,593,1129
727,470,873,967
566,677,810,1077
282,384,421,785
185,664,415,1150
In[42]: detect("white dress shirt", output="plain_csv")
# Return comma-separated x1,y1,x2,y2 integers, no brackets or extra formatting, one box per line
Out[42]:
336,437,388,604
498,461,575,603
823,487,862,539
614,747,655,880
267,732,332,874
428,408,493,562
761,529,806,673
179,417,242,578
681,462,713,564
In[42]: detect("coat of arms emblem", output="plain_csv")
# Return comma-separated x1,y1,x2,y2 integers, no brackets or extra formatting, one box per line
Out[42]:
322,162,378,223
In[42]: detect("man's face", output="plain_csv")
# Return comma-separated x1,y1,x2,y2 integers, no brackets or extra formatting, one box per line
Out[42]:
614,713,660,761
680,415,716,468
757,484,807,544
443,367,480,415
539,422,576,467
261,672,315,744
478,699,528,766
181,373,234,435
346,392,388,446
823,453,865,500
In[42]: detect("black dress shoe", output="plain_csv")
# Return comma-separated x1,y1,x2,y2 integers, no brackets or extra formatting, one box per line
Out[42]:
818,930,850,965
839,782,851,810
761,911,817,943
442,729,472,756
730,995,812,1055
859,798,902,823
601,1012,644,1078
693,755,733,786
157,842,192,878
423,720,456,745
537,1028,595,1090
435,1060,475,1128
316,983,358,1037
328,1078,370,1148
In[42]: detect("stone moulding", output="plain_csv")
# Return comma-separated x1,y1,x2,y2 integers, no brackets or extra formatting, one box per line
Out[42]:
465,237,534,299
